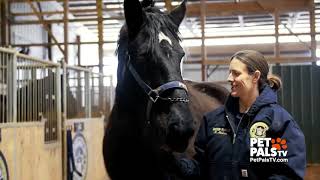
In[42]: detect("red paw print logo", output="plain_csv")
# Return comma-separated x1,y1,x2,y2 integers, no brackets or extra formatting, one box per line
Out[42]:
271,138,287,150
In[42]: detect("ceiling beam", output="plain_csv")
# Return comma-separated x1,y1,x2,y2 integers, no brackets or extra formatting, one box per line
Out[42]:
185,42,313,56
10,0,100,2
26,0,65,54
10,1,312,18
182,32,318,40
10,40,116,47
200,56,319,65
184,56,319,65
11,17,123,25
186,0,312,17
11,8,111,16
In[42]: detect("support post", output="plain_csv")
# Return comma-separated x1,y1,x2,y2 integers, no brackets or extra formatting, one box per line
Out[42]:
63,0,69,63
274,11,280,61
164,0,172,11
200,0,207,81
61,61,67,180
0,0,9,46
309,1,316,65
47,24,53,60
97,0,104,110
76,35,81,66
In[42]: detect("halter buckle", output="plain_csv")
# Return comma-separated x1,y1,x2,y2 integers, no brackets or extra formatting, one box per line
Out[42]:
148,90,159,103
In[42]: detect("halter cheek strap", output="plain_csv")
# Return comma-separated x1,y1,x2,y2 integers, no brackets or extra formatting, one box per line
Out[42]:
126,54,189,124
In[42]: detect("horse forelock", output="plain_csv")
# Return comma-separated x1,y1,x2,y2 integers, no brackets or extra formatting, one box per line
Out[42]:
116,7,182,82
116,7,181,57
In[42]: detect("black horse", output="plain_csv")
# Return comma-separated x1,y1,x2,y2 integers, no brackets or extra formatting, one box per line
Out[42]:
103,0,228,179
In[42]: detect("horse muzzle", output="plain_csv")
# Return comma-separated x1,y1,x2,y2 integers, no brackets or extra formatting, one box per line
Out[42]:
166,119,195,152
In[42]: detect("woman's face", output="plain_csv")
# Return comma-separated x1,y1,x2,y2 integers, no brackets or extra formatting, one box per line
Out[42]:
227,58,257,98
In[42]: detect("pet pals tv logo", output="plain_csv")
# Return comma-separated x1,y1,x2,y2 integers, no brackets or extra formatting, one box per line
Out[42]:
249,122,288,163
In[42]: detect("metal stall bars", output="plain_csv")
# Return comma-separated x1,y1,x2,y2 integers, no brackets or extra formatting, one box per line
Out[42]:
90,73,114,118
62,62,91,120
0,47,61,143
16,52,61,143
103,74,114,115
0,47,16,124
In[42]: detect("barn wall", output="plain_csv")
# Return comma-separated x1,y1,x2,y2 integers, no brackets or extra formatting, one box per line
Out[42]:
273,64,320,163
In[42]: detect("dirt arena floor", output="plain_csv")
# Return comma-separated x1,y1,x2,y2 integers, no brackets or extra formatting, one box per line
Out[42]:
305,164,320,180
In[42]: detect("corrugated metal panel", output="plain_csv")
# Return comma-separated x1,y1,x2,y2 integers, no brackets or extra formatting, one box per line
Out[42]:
311,65,320,163
300,66,313,163
272,64,320,163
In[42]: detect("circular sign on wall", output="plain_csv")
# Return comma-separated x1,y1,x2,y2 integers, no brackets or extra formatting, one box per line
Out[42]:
73,133,88,180
0,151,9,180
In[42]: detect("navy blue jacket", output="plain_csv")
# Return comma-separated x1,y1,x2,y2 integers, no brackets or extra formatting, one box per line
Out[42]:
178,86,306,180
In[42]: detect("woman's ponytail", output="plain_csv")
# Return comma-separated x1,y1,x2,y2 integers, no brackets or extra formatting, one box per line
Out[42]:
267,74,282,91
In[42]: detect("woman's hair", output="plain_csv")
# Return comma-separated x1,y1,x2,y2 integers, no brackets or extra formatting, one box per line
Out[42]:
230,50,282,91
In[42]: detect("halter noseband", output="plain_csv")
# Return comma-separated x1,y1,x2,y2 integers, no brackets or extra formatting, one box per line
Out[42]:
126,54,189,123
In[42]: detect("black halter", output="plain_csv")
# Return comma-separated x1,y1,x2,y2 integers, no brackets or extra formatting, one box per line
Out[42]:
126,54,189,124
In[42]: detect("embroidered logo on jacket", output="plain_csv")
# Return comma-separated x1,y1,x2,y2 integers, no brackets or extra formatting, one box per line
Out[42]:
212,127,231,135
250,122,269,138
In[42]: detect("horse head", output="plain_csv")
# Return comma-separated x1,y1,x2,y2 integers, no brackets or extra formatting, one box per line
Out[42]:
117,0,194,153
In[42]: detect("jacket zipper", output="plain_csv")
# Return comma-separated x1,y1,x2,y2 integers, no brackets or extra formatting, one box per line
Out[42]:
226,115,236,144
226,114,246,144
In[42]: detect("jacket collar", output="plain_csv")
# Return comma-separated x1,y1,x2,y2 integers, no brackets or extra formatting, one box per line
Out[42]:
225,85,278,118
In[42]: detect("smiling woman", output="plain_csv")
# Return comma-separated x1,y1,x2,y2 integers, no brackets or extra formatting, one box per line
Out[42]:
227,50,282,112
175,50,307,180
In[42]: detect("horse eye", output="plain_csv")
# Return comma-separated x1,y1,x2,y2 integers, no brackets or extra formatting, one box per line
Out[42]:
159,32,172,46
160,40,172,47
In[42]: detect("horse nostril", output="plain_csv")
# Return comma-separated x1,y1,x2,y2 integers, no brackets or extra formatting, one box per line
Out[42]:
169,122,194,137
169,123,180,134
185,125,195,137
166,121,195,152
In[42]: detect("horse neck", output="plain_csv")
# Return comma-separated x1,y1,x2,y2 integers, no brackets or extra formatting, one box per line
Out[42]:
115,54,151,104
112,65,150,130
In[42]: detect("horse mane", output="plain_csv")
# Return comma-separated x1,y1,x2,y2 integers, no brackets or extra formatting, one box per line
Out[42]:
184,80,229,104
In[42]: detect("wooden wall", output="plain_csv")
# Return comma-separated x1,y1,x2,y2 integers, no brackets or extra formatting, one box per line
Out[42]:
0,123,62,180
0,116,108,180
66,118,109,180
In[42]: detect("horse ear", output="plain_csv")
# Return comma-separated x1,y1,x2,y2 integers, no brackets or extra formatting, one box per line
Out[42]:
124,0,145,40
169,0,187,27
141,0,155,8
